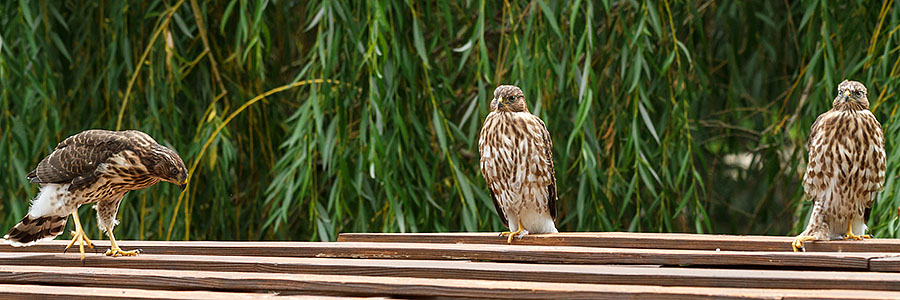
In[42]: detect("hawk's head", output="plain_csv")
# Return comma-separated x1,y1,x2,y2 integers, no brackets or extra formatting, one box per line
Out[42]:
491,85,528,113
834,80,869,110
150,144,189,190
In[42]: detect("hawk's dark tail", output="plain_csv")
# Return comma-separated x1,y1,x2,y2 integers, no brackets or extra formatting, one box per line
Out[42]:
2,215,67,247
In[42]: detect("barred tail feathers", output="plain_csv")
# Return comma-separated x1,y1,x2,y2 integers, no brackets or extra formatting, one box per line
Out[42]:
2,215,68,247
2,184,71,247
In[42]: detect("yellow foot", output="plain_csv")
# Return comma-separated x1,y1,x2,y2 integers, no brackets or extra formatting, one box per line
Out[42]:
500,219,526,244
792,235,817,252
844,221,872,240
105,247,141,257
500,230,522,244
63,212,94,260
844,233,872,240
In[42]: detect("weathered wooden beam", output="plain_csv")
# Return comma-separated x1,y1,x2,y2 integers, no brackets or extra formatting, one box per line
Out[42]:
0,252,899,290
338,232,900,252
0,241,879,269
0,283,363,299
869,257,900,272
0,265,898,299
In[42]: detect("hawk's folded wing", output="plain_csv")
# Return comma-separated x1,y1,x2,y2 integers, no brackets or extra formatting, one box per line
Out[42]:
27,130,135,185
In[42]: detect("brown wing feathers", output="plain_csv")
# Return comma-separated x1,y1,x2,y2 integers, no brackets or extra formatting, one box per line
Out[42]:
27,130,138,187
490,191,509,228
538,117,558,220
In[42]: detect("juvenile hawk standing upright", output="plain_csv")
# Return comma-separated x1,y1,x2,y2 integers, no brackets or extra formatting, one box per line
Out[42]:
793,80,886,251
478,85,558,243
2,129,188,259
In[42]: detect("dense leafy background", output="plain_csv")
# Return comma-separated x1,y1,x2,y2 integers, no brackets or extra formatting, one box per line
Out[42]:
2,1,900,241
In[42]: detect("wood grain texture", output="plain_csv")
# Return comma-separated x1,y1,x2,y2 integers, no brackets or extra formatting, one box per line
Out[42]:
869,256,900,272
2,252,900,290
338,232,900,252
0,240,879,269
1,265,900,299
0,283,355,299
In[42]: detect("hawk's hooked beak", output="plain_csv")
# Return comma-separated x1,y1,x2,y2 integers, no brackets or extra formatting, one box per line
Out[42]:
496,98,506,107
177,180,187,190
841,90,851,103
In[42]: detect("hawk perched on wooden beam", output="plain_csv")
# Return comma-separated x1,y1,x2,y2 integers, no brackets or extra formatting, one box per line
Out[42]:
478,85,559,244
2,130,188,259
793,80,887,251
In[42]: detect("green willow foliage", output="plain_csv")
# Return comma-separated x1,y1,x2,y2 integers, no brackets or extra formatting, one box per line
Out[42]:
2,1,900,241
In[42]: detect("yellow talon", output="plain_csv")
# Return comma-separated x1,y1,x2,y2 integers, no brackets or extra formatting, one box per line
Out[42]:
105,248,141,257
844,223,871,240
63,211,94,260
104,229,139,257
792,235,817,252
500,219,525,244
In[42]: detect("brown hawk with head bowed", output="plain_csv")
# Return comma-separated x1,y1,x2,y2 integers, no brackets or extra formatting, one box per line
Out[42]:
478,85,558,243
2,129,188,259
792,80,886,252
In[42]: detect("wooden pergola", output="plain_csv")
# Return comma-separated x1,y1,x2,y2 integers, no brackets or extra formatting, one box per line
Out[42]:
1,232,899,299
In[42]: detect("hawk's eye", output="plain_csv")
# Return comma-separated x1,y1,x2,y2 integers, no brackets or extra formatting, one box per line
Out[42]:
855,91,864,98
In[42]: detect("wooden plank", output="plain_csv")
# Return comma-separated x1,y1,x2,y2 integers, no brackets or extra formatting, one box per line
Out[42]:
2,252,900,291
338,232,900,252
0,283,364,299
869,256,900,272
0,241,879,269
0,265,898,299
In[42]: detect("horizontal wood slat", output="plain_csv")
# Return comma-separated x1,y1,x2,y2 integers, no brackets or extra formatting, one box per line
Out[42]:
338,232,900,252
1,252,900,291
1,265,899,300
0,283,359,299
0,241,882,269
870,257,900,272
